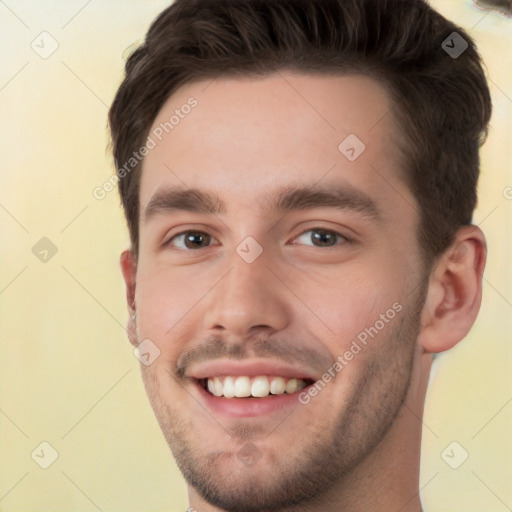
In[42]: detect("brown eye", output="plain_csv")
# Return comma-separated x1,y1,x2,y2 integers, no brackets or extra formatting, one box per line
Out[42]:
295,228,349,248
168,231,212,250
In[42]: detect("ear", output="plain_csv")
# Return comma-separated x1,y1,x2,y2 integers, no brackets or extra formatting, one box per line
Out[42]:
418,225,487,353
120,249,138,347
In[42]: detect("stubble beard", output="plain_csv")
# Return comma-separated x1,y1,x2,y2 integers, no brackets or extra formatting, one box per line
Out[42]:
140,287,426,512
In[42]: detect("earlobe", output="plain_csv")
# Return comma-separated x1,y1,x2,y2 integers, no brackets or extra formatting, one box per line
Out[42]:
120,249,139,346
418,226,487,354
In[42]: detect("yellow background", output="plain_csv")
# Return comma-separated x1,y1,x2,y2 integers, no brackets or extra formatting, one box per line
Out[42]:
0,1,510,511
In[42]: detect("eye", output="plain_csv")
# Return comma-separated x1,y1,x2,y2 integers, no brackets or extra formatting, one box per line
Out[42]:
166,230,214,250
293,228,350,248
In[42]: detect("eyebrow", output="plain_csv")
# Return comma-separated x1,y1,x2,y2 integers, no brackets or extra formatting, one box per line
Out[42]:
143,184,382,223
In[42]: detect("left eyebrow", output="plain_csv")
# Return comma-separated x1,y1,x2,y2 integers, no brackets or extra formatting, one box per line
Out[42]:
269,185,382,221
142,184,382,223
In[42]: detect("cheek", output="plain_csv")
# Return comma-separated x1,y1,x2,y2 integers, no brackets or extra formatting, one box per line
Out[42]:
136,263,214,317
293,262,404,350
134,267,207,354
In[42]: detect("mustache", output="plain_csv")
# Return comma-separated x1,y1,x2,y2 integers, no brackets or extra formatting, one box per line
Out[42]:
175,336,333,380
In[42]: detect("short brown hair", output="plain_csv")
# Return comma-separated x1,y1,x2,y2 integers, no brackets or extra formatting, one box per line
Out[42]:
109,0,492,266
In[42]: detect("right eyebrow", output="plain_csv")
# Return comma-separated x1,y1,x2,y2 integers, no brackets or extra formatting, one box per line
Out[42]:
143,187,226,223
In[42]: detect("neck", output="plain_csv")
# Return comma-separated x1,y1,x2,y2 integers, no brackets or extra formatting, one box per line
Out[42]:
188,350,432,512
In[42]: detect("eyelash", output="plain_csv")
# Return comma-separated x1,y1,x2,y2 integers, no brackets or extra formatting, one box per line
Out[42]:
164,227,352,250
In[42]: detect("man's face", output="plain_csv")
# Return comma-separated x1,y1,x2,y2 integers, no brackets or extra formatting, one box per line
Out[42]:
131,73,428,510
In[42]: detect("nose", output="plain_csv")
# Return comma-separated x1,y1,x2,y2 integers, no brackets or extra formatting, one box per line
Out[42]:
202,248,291,339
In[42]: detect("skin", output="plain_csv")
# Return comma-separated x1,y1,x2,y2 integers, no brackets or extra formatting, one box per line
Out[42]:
120,73,486,512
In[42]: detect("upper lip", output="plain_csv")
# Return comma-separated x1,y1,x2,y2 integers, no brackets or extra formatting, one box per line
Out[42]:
186,359,319,381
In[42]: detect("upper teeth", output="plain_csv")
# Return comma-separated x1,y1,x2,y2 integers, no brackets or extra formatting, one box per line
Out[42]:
206,376,308,398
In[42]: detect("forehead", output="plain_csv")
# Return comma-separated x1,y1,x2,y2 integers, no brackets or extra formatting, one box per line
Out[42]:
140,72,410,217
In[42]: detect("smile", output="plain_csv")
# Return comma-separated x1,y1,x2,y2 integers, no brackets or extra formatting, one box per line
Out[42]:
187,359,320,417
201,375,313,398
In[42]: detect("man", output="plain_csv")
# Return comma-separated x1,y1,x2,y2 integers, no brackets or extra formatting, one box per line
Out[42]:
108,0,491,510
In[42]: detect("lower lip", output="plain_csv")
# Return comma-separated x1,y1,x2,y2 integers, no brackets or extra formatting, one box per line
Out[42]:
194,380,309,418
